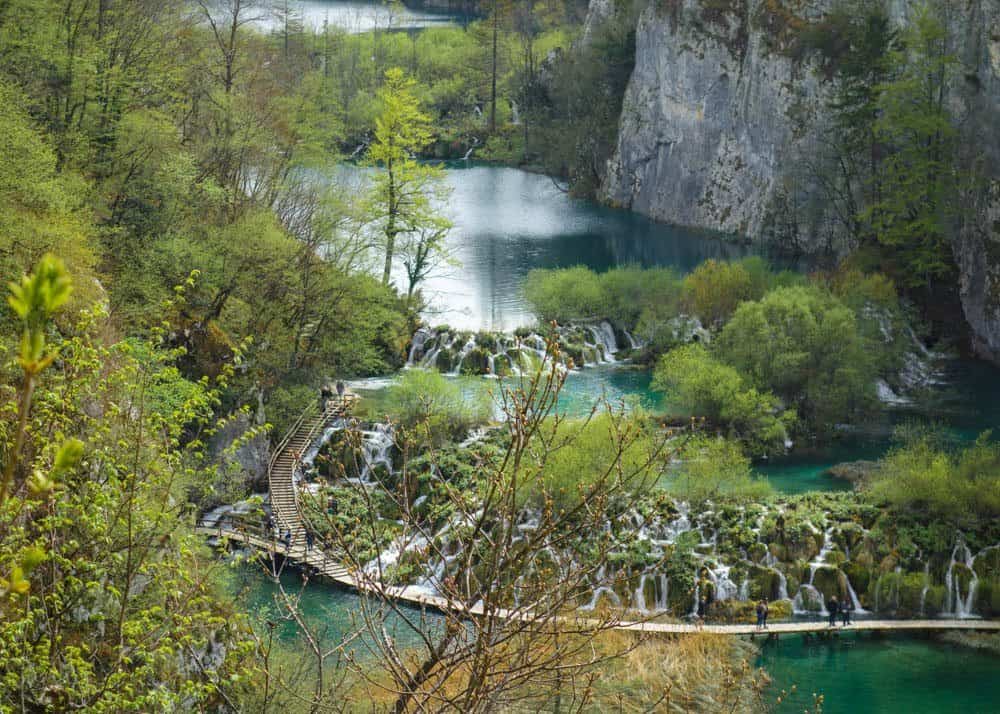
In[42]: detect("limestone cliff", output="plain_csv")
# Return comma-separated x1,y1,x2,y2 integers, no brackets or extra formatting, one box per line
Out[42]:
600,0,1000,360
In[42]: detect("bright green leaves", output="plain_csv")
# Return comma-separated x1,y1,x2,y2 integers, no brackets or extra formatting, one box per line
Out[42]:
365,68,452,287
7,252,72,374
0,567,30,597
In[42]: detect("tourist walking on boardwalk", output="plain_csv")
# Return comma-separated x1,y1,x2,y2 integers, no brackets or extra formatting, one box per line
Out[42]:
762,597,769,629
697,595,708,630
827,595,839,627
305,529,314,552
841,598,853,626
756,599,766,630
336,380,345,399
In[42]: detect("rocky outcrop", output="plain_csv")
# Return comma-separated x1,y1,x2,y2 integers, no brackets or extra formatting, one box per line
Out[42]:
601,0,1000,361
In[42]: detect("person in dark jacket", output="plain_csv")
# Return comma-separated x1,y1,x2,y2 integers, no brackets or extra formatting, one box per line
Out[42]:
755,600,766,630
762,597,770,629
827,596,839,627
336,380,345,398
841,598,853,626
697,595,708,629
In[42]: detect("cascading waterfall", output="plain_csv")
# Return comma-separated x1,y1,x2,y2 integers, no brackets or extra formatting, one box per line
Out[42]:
282,424,1000,620
793,528,835,615
945,539,979,618
920,560,931,616
405,323,635,376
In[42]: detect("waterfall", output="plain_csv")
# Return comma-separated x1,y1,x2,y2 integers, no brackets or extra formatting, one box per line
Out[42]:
586,321,619,363
763,551,789,601
352,422,394,484
463,137,479,160
793,528,835,614
945,539,979,619
919,560,931,616
407,327,432,365
510,99,520,125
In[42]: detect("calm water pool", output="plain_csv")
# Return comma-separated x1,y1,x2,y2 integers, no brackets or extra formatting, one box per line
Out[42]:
757,632,1000,713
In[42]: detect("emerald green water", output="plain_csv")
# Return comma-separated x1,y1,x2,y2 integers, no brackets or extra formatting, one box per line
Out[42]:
234,566,1000,712
231,562,441,650
757,632,1000,713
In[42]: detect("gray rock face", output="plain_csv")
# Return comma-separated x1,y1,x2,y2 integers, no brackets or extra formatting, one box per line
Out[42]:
601,0,1000,360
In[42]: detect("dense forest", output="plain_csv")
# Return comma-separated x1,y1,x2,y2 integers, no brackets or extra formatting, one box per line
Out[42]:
2,0,999,711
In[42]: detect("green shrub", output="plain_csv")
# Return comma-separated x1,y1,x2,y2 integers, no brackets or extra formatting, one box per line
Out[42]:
653,344,796,456
715,285,877,432
664,436,774,505
680,259,753,326
386,369,492,447
868,432,1000,522
523,266,607,324
527,413,661,511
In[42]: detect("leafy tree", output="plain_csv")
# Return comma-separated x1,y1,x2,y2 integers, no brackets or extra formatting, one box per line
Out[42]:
680,259,753,327
1,256,256,709
715,286,876,431
653,344,795,456
523,265,607,323
365,67,452,286
863,4,959,289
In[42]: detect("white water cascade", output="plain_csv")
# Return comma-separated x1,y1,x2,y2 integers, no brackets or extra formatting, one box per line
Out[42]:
945,540,979,619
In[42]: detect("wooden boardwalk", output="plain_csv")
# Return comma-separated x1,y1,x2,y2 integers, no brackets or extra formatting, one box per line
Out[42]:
199,525,1000,637
267,394,357,547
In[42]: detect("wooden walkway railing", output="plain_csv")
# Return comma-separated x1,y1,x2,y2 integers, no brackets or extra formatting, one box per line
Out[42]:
267,394,358,545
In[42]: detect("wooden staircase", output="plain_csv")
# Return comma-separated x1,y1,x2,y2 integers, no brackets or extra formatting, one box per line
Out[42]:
267,394,358,546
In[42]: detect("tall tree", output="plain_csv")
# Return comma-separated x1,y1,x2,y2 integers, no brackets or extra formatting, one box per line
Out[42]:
365,67,450,286
863,4,959,289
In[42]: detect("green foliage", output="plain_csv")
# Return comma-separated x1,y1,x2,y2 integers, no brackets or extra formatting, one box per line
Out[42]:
652,344,795,456
869,431,1000,522
523,264,682,329
366,67,452,286
523,265,608,323
387,369,493,447
680,259,753,326
0,265,254,707
528,412,662,511
863,5,960,289
665,436,773,506
716,286,877,432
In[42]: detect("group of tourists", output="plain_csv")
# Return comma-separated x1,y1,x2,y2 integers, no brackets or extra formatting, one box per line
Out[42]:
826,595,854,627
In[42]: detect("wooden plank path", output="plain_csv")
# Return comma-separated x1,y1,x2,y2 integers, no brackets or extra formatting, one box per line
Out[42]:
199,525,1000,637
267,394,358,547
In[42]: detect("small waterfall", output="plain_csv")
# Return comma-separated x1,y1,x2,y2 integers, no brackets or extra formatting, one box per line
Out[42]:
510,99,520,125
586,321,619,363
407,327,432,365
463,137,479,160
354,422,394,484
763,551,789,601
919,560,931,616
793,528,835,614
944,539,979,619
